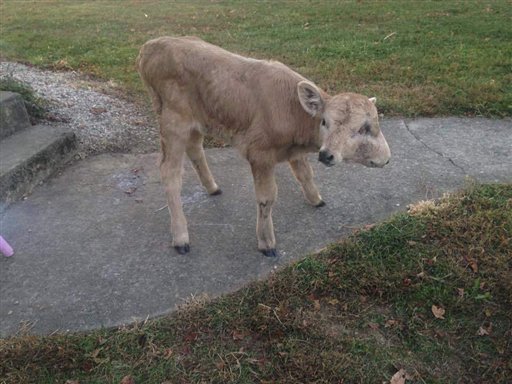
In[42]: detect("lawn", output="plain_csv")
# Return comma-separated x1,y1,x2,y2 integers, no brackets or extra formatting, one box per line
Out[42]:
1,183,511,383
1,0,511,117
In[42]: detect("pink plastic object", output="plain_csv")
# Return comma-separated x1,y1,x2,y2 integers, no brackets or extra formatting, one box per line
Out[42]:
0,235,14,257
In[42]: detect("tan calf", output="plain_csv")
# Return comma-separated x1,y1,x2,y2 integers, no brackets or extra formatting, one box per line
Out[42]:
136,36,391,256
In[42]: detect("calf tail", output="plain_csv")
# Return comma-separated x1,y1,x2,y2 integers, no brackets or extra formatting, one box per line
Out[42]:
136,48,163,115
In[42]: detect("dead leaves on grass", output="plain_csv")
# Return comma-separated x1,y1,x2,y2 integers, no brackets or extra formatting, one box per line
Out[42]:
120,376,135,384
390,368,413,384
477,322,493,336
464,255,479,273
431,305,446,319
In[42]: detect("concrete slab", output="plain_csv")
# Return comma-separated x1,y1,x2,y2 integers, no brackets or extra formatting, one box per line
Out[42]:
0,118,511,336
406,117,512,182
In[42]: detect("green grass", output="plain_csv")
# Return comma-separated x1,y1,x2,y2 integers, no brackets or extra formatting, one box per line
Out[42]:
1,0,511,117
2,183,511,383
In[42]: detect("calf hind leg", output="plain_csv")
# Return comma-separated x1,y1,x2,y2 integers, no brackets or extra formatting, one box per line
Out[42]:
289,156,324,207
186,130,221,195
159,115,191,254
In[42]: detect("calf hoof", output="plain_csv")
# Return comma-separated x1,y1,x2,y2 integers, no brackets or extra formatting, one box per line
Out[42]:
174,244,190,255
315,200,326,208
260,248,279,257
210,188,222,196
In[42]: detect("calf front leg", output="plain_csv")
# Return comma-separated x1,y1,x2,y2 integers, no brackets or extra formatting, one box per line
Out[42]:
186,130,221,195
289,155,324,207
251,163,278,257
159,116,190,254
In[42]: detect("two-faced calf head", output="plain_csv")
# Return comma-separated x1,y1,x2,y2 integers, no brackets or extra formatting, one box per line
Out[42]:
297,81,391,168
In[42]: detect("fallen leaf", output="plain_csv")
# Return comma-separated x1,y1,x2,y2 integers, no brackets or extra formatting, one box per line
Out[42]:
368,322,379,330
183,332,198,342
313,300,321,311
390,368,408,384
180,345,191,356
215,359,226,370
426,257,436,266
477,323,492,336
232,329,247,340
120,376,135,384
162,348,173,359
457,288,465,298
385,319,399,328
484,308,492,317
468,259,478,273
82,360,93,372
431,305,445,319
65,381,80,384
257,303,272,314
54,59,72,70
327,297,339,305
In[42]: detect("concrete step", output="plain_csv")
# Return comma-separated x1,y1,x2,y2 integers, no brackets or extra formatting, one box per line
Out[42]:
0,124,77,210
0,91,31,140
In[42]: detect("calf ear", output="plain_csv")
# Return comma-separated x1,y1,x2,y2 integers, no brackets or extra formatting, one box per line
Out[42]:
297,81,324,117
369,97,377,104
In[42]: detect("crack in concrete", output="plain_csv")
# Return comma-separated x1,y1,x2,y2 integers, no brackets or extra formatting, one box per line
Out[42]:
402,120,467,174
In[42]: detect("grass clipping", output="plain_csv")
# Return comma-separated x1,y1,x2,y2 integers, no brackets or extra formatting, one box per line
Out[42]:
1,184,511,383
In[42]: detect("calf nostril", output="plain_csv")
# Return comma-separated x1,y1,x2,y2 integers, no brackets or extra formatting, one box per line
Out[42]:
319,150,335,166
385,159,390,165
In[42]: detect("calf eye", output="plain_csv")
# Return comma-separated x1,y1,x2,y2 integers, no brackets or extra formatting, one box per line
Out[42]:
359,122,371,135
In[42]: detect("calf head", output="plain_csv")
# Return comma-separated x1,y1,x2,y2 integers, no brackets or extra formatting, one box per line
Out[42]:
298,81,391,168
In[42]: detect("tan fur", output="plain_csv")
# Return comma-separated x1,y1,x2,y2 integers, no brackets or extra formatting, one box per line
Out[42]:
136,36,390,254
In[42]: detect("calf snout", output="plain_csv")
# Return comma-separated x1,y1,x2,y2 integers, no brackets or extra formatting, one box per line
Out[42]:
318,150,335,167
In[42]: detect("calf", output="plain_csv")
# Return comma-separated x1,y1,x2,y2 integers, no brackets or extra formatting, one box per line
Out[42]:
136,36,391,256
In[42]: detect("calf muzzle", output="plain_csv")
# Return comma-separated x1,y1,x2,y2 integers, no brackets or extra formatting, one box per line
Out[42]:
318,150,335,167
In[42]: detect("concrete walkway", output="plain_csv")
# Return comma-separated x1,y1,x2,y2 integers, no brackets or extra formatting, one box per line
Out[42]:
0,117,511,336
